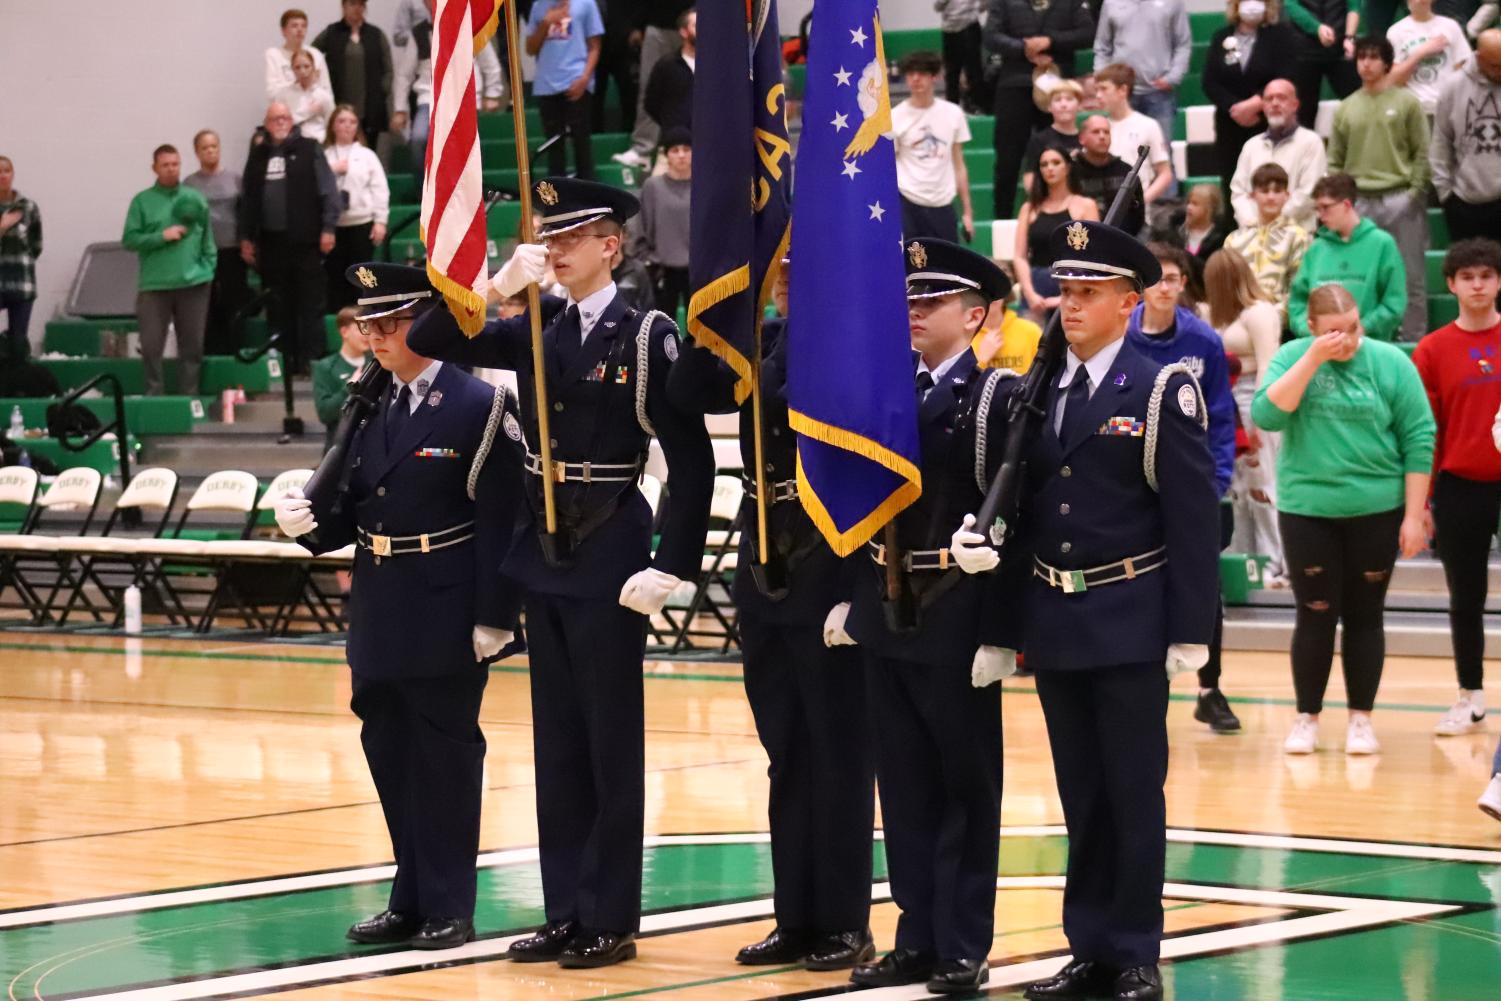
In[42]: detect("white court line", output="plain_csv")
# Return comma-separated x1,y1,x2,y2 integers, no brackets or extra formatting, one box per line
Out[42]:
58,879,1459,1001
3,826,1492,932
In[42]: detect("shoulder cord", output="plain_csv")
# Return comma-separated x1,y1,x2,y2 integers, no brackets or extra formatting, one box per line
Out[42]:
972,367,1018,493
467,384,511,501
1144,362,1208,493
634,309,667,438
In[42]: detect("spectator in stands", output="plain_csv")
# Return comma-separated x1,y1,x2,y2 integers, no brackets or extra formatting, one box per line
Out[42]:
1181,184,1230,276
324,106,390,311
634,127,692,317
312,306,369,450
392,5,505,173
1229,79,1326,230
937,0,986,112
123,145,216,397
1206,247,1286,584
184,131,250,356
278,48,336,143
241,103,341,374
1413,238,1501,737
615,1,693,170
1388,0,1474,113
893,50,975,241
1129,242,1240,731
1285,0,1361,126
1253,281,1434,756
1225,163,1311,313
527,0,604,180
1329,36,1430,341
1020,78,1083,191
593,0,639,134
1433,30,1501,241
642,8,695,141
1093,64,1174,206
971,292,1043,371
266,8,330,101
1015,145,1100,318
389,0,429,47
1203,0,1298,192
1070,112,1147,234
496,291,530,319
1290,173,1406,339
611,244,656,312
314,0,394,150
1093,0,1192,147
983,0,1096,219
0,155,42,362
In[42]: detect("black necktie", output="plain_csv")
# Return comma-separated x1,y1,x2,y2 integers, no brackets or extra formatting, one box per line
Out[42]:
915,370,935,404
1057,372,1092,444
555,305,582,371
385,385,411,449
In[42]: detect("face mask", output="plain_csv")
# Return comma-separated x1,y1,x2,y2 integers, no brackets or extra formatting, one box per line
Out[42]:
1240,1,1267,24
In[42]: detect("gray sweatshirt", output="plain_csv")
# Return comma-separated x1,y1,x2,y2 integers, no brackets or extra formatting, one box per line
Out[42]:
1431,62,1501,204
183,169,242,249
636,174,691,270
1094,0,1192,90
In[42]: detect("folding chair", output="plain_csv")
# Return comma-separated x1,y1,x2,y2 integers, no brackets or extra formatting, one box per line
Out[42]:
0,466,41,619
0,467,103,623
51,467,179,626
658,474,742,653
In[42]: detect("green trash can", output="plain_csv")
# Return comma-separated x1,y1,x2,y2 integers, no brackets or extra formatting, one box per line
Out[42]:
1220,553,1271,605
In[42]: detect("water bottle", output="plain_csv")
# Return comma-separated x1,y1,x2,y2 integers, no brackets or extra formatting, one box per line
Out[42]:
123,585,143,634
8,405,23,438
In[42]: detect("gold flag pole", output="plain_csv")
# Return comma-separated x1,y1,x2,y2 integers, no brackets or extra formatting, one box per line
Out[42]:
502,6,558,538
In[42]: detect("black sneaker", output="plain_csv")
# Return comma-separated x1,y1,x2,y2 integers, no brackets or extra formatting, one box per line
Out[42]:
1194,688,1242,733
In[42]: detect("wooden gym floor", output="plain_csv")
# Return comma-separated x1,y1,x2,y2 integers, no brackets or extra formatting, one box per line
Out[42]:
2,632,1500,1000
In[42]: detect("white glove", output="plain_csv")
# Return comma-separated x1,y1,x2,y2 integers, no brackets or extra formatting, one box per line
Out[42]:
472,625,515,661
822,602,857,647
972,645,1017,687
1492,401,1501,452
618,567,682,616
950,513,1000,574
1166,643,1210,680
273,487,317,538
490,243,548,297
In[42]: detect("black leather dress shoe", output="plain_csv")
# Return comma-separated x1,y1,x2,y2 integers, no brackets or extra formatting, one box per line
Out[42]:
411,917,475,950
558,930,637,968
849,948,938,987
506,919,578,962
1195,688,1242,733
735,927,814,965
1113,964,1163,1000
927,958,989,994
1025,959,1116,999
346,910,421,944
805,928,876,971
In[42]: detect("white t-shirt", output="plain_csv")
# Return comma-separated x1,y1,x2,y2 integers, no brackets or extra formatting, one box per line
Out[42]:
891,98,971,207
1108,110,1170,168
1388,15,1472,113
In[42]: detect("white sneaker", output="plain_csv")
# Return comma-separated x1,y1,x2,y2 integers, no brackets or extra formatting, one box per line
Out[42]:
1345,715,1381,755
1480,775,1501,822
1435,690,1487,736
611,149,651,169
1284,714,1319,754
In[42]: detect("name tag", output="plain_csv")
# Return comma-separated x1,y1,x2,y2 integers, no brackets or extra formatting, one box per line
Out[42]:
1097,417,1144,437
415,448,461,459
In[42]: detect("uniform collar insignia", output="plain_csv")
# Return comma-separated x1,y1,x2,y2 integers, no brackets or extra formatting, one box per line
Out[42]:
427,389,443,407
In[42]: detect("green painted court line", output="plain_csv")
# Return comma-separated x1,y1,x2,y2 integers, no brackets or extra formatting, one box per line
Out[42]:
587,964,803,1001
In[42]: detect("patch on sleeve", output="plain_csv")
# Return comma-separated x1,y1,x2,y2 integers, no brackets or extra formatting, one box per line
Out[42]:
1177,383,1197,419
663,332,679,362
503,412,523,442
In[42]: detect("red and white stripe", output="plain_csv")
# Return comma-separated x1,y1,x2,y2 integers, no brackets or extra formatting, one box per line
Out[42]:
421,0,503,335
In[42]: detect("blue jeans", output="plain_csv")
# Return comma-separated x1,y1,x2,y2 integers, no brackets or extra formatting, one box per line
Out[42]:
410,102,431,177
0,293,33,360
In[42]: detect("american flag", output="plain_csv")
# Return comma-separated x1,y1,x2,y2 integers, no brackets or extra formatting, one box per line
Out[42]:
421,0,503,335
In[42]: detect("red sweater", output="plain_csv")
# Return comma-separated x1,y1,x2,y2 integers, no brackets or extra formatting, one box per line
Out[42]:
1413,319,1501,481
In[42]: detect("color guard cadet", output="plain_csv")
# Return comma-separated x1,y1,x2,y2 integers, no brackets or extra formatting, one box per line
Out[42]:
667,260,876,972
407,177,715,968
844,240,1025,996
962,221,1219,1001
274,262,527,950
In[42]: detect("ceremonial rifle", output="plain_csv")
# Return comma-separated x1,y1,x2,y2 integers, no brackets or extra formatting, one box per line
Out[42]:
303,358,392,515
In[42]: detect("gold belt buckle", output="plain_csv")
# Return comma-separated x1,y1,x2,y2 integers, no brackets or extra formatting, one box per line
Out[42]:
370,533,392,557
1064,570,1087,594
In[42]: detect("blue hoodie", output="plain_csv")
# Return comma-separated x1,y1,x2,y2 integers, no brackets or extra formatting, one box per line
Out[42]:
1126,304,1235,498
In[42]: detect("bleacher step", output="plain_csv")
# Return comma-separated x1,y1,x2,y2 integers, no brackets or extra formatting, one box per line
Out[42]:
1225,606,1501,659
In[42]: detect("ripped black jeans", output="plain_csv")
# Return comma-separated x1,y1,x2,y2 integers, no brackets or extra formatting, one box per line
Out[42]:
1279,508,1403,715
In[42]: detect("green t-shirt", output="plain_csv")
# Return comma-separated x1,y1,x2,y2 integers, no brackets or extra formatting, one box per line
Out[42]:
1251,336,1435,518
312,351,363,427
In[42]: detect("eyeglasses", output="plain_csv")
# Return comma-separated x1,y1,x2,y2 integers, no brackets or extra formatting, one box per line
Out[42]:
357,316,405,336
540,231,603,252
1313,200,1344,214
1156,274,1186,287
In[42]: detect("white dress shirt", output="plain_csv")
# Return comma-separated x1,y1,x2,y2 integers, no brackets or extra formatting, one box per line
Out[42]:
916,347,968,398
392,360,444,412
566,282,619,344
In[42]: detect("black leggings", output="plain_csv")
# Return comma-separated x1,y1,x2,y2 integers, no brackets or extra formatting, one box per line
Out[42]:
1433,472,1501,691
1280,508,1403,714
1200,502,1235,690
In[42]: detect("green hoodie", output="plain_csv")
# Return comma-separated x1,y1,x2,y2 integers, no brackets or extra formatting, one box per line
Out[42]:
121,183,217,292
1287,216,1406,342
